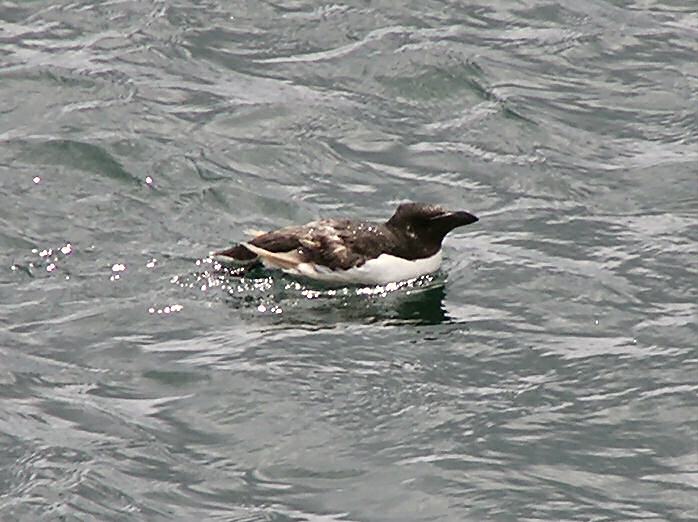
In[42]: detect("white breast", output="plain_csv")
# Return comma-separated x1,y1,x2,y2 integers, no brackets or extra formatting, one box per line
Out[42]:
283,250,443,285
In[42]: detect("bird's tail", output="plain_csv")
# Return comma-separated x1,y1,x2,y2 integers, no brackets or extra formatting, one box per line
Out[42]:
240,242,304,270
211,244,258,265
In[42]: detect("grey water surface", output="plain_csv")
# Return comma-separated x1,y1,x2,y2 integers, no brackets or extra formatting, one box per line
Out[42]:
1,1,697,521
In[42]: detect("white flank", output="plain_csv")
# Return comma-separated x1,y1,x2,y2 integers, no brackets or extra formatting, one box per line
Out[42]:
282,250,443,285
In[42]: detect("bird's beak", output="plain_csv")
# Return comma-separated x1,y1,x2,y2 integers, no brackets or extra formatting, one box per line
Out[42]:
430,210,479,229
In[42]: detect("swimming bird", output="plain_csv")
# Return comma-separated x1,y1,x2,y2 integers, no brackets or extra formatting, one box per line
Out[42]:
213,202,478,285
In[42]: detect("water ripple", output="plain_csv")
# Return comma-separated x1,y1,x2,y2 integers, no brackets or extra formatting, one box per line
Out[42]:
1,1,697,521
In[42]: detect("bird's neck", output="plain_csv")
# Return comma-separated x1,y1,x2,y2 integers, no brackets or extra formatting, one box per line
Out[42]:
386,224,443,260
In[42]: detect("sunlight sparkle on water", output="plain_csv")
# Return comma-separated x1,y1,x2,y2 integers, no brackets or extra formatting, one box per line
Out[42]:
301,289,322,299
148,304,183,315
256,303,282,314
33,176,41,184
110,263,126,281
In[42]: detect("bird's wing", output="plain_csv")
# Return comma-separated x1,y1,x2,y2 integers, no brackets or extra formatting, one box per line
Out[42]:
298,220,397,271
246,220,369,271
216,220,398,271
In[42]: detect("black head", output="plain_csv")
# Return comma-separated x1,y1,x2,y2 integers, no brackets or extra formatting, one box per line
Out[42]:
386,202,479,247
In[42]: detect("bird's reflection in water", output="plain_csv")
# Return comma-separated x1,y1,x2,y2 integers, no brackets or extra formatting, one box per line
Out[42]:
390,284,448,325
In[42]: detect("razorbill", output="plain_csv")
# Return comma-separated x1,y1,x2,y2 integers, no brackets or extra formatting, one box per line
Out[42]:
213,202,478,285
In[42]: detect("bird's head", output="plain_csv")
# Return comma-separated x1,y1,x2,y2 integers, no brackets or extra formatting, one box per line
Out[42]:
386,202,479,246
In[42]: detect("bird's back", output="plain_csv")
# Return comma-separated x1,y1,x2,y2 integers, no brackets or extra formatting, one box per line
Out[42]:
249,218,400,271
